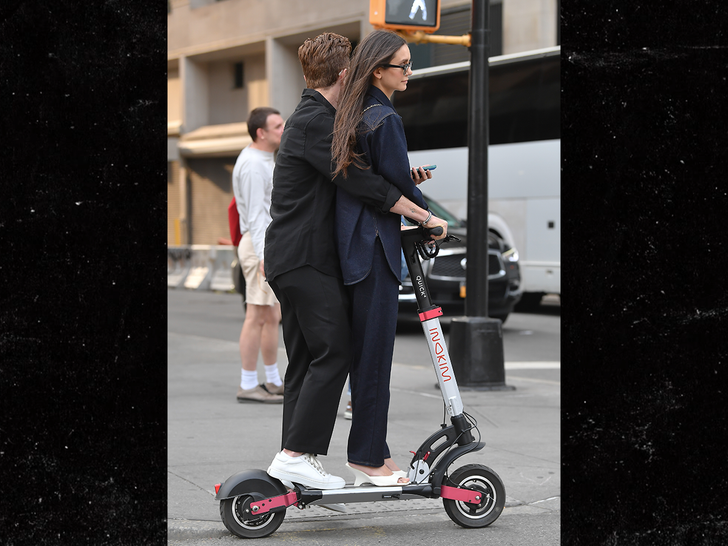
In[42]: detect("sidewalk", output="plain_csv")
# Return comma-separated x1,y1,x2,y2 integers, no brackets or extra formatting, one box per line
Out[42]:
167,330,560,541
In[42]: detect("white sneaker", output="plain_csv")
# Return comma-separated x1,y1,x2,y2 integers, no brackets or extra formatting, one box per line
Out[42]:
267,451,346,490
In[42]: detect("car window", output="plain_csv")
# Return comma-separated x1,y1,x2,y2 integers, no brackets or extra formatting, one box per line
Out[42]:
423,195,466,227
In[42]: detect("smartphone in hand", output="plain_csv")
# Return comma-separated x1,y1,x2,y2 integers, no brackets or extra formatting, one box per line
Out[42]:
411,164,437,180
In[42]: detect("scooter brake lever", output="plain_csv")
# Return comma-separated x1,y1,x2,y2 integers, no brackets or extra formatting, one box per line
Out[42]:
417,234,459,261
430,234,460,252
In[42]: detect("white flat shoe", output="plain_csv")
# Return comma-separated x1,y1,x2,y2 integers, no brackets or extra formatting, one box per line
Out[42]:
346,463,409,487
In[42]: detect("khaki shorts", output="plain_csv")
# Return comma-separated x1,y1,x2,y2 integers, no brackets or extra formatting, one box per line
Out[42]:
238,232,278,306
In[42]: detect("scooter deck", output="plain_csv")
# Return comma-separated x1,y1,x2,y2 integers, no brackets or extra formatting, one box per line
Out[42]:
249,482,482,514
299,482,434,505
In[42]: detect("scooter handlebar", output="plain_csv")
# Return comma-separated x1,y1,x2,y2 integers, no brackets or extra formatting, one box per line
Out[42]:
401,225,456,246
425,225,444,238
401,224,443,239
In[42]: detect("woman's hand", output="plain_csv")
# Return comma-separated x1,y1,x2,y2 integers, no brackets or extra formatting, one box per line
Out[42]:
410,166,433,185
389,196,446,240
424,215,448,240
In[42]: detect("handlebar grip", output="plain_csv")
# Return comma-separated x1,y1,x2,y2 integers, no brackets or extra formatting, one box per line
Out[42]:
426,226,443,237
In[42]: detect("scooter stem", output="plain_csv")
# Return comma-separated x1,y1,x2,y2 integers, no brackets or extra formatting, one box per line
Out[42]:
421,314,463,416
401,227,472,445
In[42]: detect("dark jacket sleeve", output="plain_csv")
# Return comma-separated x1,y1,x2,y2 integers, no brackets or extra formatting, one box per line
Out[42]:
335,166,402,213
304,111,402,213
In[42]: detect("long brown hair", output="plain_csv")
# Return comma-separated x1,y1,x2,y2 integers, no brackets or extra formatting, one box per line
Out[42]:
332,30,407,178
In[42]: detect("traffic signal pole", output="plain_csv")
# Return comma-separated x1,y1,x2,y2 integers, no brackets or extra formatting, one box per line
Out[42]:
371,0,511,389
448,0,513,390
396,30,471,47
466,0,488,318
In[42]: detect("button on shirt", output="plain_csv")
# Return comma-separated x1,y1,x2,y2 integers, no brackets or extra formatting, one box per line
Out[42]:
232,146,275,260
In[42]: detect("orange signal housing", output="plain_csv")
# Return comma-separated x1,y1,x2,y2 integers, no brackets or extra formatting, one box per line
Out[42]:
369,0,441,33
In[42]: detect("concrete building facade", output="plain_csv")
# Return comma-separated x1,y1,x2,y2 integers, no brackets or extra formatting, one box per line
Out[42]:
167,0,558,245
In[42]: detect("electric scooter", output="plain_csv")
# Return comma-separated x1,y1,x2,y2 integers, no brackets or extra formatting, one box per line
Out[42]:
214,225,505,538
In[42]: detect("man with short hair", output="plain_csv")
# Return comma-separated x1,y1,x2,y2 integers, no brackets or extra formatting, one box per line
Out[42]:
264,33,443,488
232,107,285,403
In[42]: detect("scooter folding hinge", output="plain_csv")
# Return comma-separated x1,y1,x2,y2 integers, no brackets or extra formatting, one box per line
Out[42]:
440,485,482,504
249,490,299,515
419,307,443,322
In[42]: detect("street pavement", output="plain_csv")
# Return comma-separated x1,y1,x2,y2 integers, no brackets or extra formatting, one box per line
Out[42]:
168,289,560,544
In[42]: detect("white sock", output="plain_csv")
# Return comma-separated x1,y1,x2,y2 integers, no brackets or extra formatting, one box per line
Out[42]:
265,363,282,386
241,369,258,390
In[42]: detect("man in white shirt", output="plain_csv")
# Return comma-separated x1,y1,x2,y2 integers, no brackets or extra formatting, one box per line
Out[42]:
232,107,285,403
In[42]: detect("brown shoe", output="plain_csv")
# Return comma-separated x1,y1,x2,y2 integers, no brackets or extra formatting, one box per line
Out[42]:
237,385,283,404
262,382,284,395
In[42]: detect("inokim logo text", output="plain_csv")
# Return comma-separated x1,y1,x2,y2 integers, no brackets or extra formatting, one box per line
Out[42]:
429,327,451,381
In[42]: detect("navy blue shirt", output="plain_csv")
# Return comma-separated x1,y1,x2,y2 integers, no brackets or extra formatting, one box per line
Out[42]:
335,85,428,284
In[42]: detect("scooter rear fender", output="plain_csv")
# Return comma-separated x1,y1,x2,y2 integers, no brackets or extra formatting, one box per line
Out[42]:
215,469,287,501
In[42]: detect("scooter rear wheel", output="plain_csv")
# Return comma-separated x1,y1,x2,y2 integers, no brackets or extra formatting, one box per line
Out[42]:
443,464,505,528
219,494,286,538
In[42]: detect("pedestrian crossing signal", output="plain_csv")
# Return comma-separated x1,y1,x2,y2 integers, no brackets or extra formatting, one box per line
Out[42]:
370,0,441,33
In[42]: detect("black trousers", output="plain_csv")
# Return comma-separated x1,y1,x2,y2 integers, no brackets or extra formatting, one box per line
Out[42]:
268,266,351,456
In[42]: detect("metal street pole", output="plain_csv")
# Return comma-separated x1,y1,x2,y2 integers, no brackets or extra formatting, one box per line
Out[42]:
466,0,488,317
449,0,512,390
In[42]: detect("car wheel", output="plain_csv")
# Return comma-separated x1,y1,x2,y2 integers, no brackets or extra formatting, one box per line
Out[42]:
514,292,542,311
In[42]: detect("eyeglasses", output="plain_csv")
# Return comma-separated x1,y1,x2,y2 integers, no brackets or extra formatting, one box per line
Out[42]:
382,62,413,74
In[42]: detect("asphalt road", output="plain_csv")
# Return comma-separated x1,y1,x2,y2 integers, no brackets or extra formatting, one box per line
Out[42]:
167,289,560,545
168,289,560,372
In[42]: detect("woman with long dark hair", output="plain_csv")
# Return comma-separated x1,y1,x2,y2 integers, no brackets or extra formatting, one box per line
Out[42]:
332,30,448,487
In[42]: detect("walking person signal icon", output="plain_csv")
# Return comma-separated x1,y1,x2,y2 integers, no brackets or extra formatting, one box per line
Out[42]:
369,0,440,32
409,0,427,21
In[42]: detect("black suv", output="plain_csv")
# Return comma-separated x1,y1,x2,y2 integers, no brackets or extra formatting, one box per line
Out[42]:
399,196,522,323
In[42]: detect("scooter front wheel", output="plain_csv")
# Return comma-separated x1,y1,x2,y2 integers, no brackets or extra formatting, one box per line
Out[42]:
219,494,286,539
443,464,505,528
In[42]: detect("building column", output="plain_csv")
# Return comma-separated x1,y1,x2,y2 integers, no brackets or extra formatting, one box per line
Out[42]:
266,36,305,119
181,55,209,133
